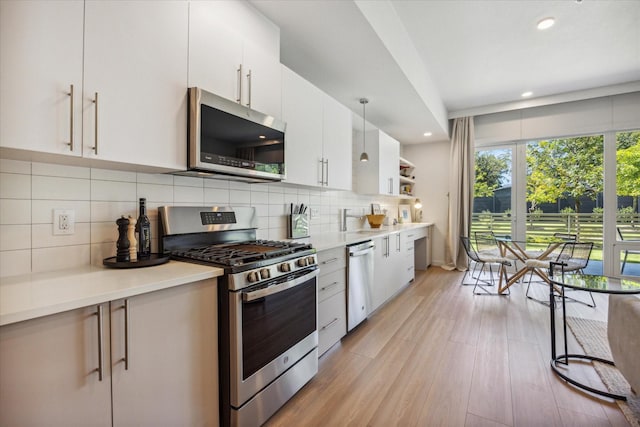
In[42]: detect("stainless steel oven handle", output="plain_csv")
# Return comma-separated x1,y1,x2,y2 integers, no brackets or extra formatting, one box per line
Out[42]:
243,269,319,302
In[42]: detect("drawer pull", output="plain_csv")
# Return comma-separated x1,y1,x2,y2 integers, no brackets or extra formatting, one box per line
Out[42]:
320,317,339,331
95,305,104,381
321,257,339,265
321,281,339,292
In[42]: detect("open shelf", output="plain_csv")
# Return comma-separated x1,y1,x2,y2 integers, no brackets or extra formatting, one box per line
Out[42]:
399,156,415,196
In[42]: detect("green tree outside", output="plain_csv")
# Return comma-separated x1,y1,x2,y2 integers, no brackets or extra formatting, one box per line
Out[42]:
474,151,509,198
617,131,640,214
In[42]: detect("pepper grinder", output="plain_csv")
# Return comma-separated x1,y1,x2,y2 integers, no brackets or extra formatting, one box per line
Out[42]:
116,216,130,262
127,216,137,261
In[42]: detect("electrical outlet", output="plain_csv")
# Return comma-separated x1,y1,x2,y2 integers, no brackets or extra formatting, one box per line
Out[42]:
53,209,75,235
310,208,319,219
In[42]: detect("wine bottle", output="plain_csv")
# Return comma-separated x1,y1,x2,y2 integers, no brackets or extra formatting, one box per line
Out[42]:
136,198,151,259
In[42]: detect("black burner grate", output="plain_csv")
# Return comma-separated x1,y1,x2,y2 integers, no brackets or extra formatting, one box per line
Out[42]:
171,240,311,266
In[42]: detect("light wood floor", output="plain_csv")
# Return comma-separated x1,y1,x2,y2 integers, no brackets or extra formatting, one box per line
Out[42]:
265,267,631,427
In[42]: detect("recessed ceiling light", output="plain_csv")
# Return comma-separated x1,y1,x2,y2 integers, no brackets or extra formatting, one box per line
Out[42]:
423,132,432,137
521,91,533,98
259,135,266,139
537,17,555,30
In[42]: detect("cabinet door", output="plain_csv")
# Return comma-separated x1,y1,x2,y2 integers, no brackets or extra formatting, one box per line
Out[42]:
0,304,112,426
83,1,188,171
242,39,282,118
281,66,323,187
0,0,83,156
322,94,353,191
378,132,400,195
110,279,218,426
188,1,243,103
370,235,390,313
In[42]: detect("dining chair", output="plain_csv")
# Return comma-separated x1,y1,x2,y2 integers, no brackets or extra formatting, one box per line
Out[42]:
617,227,640,274
525,241,595,307
460,236,512,295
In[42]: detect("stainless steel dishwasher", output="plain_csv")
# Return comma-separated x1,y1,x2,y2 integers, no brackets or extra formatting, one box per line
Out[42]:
347,240,375,331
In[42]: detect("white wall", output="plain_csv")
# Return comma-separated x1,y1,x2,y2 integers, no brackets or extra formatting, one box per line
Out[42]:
403,141,449,266
0,158,401,278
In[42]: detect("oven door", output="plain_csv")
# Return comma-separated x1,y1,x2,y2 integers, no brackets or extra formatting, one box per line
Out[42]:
229,267,319,407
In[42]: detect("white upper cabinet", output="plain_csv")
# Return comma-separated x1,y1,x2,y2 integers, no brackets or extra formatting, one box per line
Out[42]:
355,129,400,196
83,1,188,171
188,2,243,105
281,66,323,187
1,1,188,171
322,94,353,191
0,0,84,156
188,1,282,119
282,66,352,190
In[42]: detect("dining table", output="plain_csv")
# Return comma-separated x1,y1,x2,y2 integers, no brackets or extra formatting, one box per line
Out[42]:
494,237,563,294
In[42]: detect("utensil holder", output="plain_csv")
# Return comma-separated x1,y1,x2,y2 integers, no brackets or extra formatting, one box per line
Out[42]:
287,214,309,239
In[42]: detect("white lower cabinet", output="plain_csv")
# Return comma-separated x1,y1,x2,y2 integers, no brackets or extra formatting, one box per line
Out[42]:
317,246,347,356
0,279,219,426
370,230,417,314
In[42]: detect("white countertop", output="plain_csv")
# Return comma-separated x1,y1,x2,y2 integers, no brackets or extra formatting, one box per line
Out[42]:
0,261,223,326
304,222,433,252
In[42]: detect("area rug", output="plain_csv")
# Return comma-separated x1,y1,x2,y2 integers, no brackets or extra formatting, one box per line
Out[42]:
566,316,640,426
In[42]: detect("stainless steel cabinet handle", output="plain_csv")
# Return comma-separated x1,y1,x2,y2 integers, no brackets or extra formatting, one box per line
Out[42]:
246,69,252,108
123,299,129,370
95,305,104,381
385,236,390,257
321,257,338,265
320,317,339,331
236,64,242,104
92,92,98,155
66,84,74,151
388,177,393,194
320,281,339,291
396,234,401,252
324,159,329,186
318,159,324,184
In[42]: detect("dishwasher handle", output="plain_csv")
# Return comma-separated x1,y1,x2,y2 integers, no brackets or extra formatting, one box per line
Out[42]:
350,248,374,257
348,241,374,257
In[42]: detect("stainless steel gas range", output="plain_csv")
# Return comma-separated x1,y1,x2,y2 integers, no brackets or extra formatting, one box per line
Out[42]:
159,206,318,427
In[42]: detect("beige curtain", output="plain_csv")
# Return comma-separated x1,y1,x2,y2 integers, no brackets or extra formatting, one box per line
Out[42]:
443,117,475,271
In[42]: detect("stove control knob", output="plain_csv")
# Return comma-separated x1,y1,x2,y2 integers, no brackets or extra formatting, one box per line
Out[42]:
260,268,270,280
296,258,308,267
306,256,316,265
279,262,291,272
247,271,260,283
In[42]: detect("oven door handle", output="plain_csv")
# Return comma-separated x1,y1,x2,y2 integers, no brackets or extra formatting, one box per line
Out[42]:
242,269,319,302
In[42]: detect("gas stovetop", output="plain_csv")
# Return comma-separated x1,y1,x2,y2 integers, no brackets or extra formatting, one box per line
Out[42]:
170,239,312,267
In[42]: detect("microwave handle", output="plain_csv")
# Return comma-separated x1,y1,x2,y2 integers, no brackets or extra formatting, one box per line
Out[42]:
243,269,318,302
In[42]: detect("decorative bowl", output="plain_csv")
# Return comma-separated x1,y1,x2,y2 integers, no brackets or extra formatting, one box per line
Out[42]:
366,214,386,229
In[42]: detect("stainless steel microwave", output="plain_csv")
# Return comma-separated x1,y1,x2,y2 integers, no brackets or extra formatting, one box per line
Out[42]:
186,87,286,182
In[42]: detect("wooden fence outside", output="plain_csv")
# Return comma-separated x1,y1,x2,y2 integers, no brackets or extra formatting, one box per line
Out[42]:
471,213,640,250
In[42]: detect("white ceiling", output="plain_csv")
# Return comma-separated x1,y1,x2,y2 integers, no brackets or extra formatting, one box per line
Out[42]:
250,0,640,145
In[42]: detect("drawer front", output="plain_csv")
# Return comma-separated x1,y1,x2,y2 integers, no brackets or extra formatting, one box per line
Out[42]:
318,291,347,356
317,246,346,276
407,227,427,240
318,268,346,302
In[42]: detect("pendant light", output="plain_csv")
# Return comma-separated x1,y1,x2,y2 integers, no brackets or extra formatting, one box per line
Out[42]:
359,98,369,162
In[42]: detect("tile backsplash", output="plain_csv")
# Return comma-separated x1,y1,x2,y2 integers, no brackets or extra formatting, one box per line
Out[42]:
0,159,401,278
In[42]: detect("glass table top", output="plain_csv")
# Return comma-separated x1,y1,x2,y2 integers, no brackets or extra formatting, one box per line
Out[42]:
550,273,640,294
